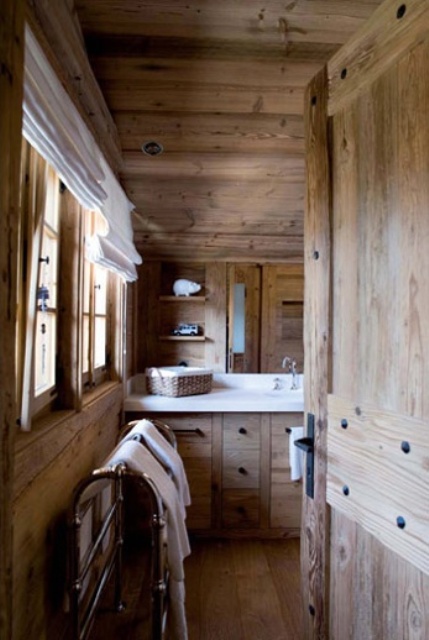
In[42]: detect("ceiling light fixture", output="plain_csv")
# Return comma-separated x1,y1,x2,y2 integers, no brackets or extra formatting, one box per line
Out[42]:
142,141,164,156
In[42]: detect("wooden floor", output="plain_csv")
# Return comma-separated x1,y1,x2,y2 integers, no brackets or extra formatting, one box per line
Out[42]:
90,536,303,640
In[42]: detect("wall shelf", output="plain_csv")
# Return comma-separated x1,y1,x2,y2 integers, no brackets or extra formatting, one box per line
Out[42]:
159,336,206,342
159,295,206,302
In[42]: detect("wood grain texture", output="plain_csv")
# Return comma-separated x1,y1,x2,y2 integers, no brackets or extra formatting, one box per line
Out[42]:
205,262,227,372
328,26,429,640
57,191,83,411
260,264,304,372
228,264,261,373
73,0,382,261
302,65,331,639
328,0,429,116
13,387,122,640
327,394,429,576
0,1,24,636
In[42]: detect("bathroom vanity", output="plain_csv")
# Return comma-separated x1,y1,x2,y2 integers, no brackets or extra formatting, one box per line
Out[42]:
125,374,304,537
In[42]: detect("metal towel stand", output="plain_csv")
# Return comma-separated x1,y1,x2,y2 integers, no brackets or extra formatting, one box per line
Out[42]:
69,419,177,640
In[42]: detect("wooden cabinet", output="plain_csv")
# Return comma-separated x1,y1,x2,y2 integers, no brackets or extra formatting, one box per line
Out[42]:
135,410,304,537
222,414,261,529
155,413,213,530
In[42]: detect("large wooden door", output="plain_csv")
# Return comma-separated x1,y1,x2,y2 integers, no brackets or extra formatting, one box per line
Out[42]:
302,2,429,638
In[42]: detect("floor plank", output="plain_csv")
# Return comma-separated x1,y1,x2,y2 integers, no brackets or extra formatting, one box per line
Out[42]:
87,536,303,640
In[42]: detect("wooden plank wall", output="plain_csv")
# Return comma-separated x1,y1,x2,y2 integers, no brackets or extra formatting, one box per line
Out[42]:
0,9,129,640
0,0,24,637
328,7,429,637
13,388,123,640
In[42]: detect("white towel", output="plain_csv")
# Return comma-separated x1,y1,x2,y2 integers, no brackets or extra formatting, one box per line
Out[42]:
105,440,190,640
288,426,304,481
125,419,191,515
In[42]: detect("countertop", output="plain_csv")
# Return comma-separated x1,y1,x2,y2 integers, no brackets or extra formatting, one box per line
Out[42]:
124,373,304,413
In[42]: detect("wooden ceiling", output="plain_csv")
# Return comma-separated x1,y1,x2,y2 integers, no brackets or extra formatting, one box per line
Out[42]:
74,0,382,262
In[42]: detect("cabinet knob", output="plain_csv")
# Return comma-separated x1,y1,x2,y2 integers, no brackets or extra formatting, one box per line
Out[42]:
238,466,247,475
238,427,247,435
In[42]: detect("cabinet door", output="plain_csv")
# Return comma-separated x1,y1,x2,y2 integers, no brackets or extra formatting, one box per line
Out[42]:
270,413,303,532
222,414,261,528
156,414,213,530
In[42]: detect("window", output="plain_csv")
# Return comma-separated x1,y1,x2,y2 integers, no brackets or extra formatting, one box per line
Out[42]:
82,210,110,389
34,167,60,404
17,141,124,430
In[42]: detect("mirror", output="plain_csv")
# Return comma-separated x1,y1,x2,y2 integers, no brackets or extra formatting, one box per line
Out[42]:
227,263,304,373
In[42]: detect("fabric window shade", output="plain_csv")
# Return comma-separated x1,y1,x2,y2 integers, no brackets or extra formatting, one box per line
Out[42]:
85,157,142,282
23,26,106,211
23,25,142,282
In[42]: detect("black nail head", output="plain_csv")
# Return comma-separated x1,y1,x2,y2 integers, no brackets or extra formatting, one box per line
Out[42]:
401,441,410,454
341,419,348,429
397,4,406,19
313,250,320,260
396,516,406,529
342,485,350,496
341,68,347,80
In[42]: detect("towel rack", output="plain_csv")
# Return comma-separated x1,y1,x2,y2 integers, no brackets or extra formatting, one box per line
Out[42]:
69,448,169,640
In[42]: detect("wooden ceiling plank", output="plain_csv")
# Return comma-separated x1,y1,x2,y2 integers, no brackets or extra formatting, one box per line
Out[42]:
121,152,305,179
123,175,305,196
84,34,340,62
75,1,379,46
90,56,322,87
115,111,305,154
102,84,305,115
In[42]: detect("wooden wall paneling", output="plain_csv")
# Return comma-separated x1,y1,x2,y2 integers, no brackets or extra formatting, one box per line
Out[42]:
125,282,138,378
13,387,123,640
0,0,24,636
205,262,227,372
328,0,429,116
136,261,161,369
302,65,331,639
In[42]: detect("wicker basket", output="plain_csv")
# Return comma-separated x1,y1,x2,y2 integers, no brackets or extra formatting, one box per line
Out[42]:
145,367,213,397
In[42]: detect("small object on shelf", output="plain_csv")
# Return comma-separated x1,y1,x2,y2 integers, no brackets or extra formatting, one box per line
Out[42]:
171,323,200,337
172,279,201,296
146,366,213,397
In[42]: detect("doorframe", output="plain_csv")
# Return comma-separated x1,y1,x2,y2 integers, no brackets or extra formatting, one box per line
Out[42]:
301,65,332,639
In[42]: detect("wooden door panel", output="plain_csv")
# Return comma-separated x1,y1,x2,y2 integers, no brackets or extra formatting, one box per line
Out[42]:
324,14,429,639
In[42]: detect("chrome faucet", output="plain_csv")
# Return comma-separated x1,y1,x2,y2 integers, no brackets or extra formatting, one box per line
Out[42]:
282,356,299,390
